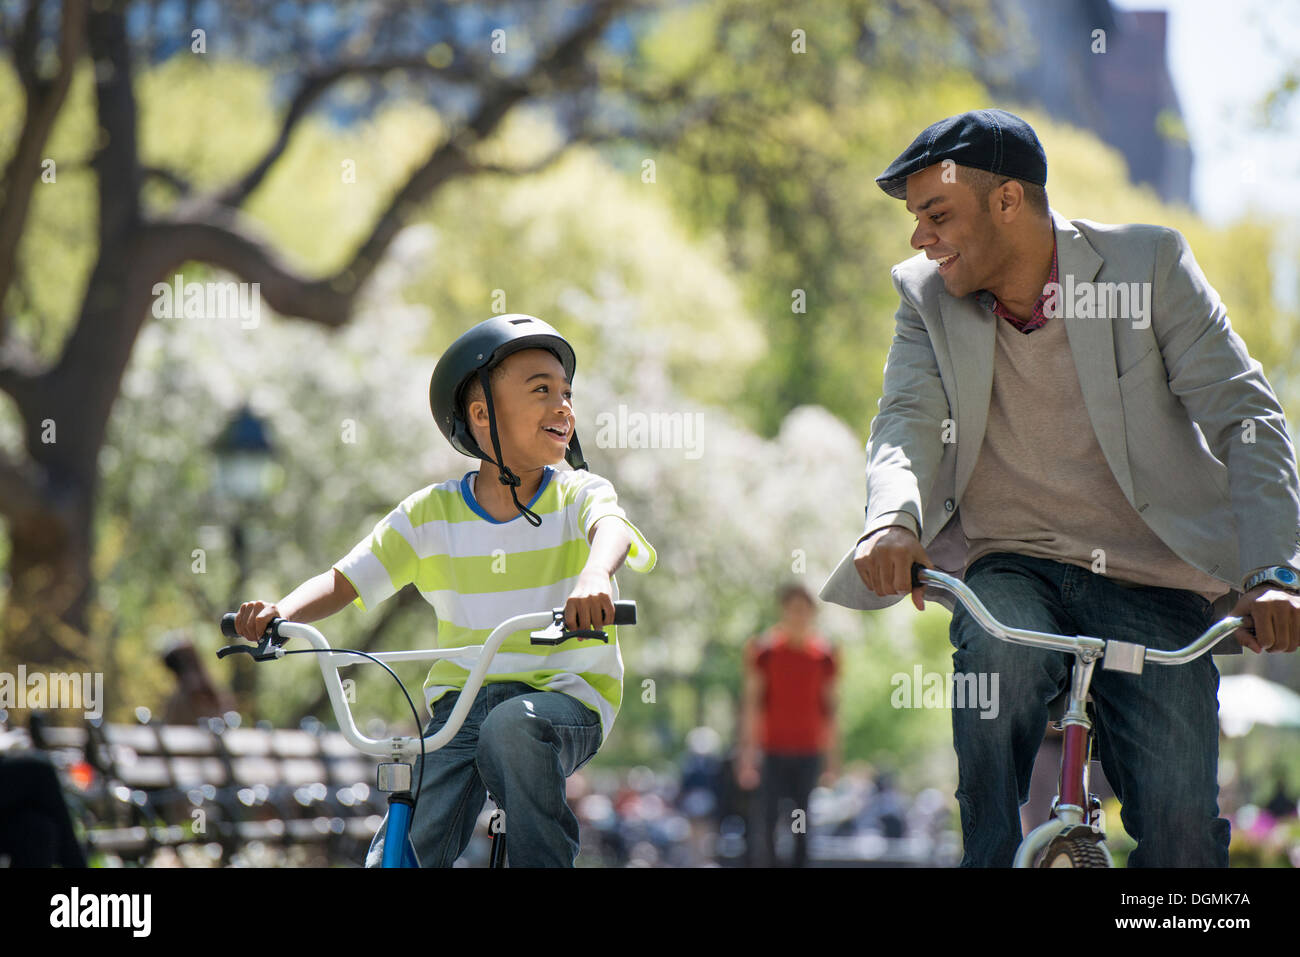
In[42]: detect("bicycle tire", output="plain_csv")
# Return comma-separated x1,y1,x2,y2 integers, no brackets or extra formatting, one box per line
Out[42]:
1038,833,1111,868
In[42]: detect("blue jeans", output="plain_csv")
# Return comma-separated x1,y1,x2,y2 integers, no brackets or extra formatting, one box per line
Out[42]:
949,552,1230,867
364,681,602,867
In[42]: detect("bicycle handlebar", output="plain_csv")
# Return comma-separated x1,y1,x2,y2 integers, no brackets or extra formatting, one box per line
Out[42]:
909,563,1244,673
218,601,636,656
215,601,637,760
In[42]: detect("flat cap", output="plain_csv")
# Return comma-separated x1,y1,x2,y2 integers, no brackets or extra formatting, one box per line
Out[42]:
875,109,1047,200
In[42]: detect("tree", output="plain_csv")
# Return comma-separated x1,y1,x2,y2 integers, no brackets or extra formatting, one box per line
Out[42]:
0,0,641,668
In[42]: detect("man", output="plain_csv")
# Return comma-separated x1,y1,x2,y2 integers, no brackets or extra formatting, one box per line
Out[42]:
738,583,839,867
820,109,1300,867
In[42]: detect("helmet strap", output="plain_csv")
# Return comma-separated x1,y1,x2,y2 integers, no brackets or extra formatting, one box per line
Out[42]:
478,368,542,527
565,430,588,471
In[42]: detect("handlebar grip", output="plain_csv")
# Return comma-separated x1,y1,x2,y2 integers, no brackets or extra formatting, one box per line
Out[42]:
220,612,286,642
910,563,926,590
612,600,636,626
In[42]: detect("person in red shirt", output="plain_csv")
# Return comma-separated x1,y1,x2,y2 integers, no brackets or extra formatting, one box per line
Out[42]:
737,583,840,867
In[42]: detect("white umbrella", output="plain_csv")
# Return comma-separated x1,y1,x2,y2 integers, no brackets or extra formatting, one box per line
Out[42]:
1217,674,1300,737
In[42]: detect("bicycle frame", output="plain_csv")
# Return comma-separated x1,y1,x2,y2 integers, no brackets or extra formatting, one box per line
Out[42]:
910,564,1244,867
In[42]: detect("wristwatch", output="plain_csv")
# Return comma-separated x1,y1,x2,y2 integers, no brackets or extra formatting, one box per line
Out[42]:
1242,565,1300,593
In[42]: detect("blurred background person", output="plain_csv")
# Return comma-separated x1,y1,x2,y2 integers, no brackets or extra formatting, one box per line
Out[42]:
738,583,840,867
0,750,87,867
160,632,237,725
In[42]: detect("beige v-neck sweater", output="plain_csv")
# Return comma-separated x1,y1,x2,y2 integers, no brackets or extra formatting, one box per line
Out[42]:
959,315,1229,604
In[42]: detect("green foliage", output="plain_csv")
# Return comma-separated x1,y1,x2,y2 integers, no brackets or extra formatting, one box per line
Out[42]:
621,0,1009,434
618,2,1300,437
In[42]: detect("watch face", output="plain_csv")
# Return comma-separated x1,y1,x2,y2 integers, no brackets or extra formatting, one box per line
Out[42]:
1279,568,1299,585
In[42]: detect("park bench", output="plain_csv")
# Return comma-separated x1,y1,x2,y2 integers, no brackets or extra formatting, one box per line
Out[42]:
9,712,389,865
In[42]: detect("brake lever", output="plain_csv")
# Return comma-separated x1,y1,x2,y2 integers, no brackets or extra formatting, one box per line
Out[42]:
215,634,286,662
529,609,610,646
216,614,289,662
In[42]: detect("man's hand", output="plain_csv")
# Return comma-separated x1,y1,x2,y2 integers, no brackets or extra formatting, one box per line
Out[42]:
1230,586,1300,653
564,568,615,632
854,525,933,610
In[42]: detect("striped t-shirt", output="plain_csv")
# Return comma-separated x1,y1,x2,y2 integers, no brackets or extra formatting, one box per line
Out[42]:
332,466,655,742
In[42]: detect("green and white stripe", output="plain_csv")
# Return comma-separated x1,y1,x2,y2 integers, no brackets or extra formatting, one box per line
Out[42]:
333,466,655,742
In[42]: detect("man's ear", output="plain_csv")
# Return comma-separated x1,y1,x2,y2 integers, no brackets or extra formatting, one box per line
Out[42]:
996,180,1025,221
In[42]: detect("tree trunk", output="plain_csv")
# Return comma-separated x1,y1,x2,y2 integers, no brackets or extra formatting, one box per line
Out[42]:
2,477,95,672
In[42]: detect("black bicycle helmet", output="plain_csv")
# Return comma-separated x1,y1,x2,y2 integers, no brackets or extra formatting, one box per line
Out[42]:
429,314,588,525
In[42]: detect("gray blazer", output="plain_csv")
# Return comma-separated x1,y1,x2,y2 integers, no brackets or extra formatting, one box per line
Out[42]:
821,210,1300,631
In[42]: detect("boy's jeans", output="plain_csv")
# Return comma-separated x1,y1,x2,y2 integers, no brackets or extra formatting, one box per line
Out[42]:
364,680,602,867
949,551,1231,867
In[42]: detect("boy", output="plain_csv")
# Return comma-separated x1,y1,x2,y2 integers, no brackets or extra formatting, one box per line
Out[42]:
232,314,655,866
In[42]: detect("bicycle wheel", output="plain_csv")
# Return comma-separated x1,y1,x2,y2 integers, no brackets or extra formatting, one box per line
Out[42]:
1039,833,1111,868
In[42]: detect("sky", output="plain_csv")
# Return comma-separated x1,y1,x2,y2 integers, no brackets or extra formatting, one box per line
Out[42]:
1110,0,1300,307
1112,0,1300,226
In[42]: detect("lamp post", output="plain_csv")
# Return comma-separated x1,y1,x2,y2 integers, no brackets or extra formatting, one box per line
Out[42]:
211,405,275,719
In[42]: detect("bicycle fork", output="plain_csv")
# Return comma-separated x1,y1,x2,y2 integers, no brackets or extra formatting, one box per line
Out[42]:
378,762,421,868
1012,652,1112,867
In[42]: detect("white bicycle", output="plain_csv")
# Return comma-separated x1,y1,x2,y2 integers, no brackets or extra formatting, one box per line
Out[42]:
217,600,637,867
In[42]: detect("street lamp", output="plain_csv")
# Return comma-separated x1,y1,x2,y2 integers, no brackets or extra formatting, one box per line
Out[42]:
211,405,276,718
213,405,276,505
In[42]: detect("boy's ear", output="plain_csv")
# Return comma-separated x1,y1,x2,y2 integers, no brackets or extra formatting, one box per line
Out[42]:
465,396,484,426
465,397,490,443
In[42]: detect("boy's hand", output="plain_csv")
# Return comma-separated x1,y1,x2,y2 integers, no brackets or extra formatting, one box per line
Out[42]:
564,569,615,632
235,600,285,644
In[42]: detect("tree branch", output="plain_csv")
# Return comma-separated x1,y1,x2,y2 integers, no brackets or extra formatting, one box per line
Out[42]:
136,211,358,327
11,0,43,92
211,55,476,210
142,165,193,197
469,147,576,178
340,1,624,296
171,1,627,316
87,0,141,247
0,0,87,336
